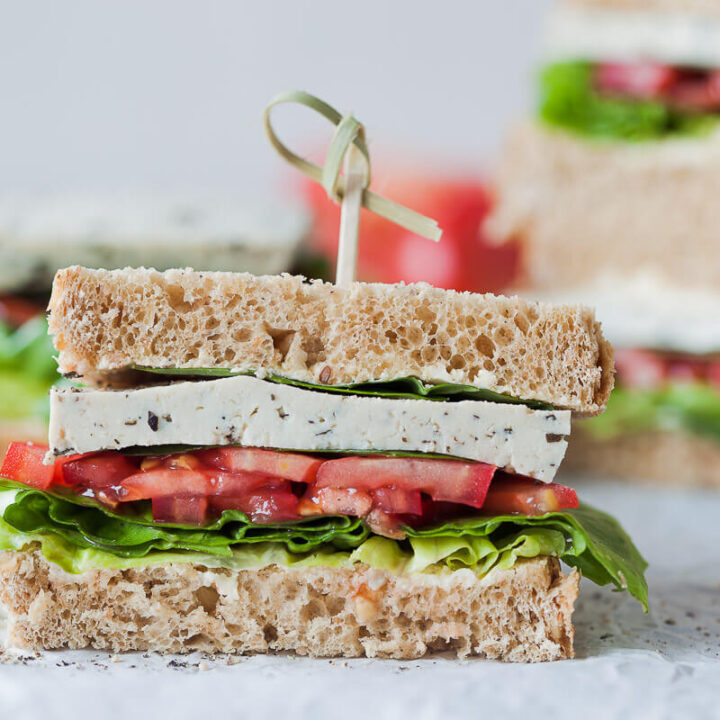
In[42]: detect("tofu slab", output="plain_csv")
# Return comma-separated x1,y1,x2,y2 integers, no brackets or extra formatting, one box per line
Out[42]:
49,376,571,482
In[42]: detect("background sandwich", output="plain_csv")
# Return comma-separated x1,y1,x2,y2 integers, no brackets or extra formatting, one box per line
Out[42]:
0,265,646,661
486,0,720,487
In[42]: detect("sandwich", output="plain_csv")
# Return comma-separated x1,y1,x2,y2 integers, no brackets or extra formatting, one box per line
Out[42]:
0,265,647,661
0,193,309,455
485,0,720,486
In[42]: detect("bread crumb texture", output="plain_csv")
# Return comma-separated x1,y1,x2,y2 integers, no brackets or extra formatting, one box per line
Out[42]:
0,551,579,662
48,266,612,414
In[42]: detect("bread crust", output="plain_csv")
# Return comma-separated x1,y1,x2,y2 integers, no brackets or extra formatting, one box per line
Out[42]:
47,266,612,414
563,426,720,488
0,552,579,662
486,121,720,294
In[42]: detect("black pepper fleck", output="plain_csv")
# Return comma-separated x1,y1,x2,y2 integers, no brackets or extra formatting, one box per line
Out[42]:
147,411,159,431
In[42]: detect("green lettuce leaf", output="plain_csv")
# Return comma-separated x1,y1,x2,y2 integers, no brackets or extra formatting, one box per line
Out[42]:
583,383,720,442
0,479,369,556
0,480,648,609
133,367,554,410
406,505,648,610
0,317,58,421
539,61,720,141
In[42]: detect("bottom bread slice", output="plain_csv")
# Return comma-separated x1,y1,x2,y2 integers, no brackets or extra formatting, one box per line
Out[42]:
0,551,579,662
563,427,720,489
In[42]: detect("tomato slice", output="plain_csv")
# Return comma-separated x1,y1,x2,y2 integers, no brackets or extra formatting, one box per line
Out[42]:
198,447,322,483
0,296,43,329
152,496,209,524
371,487,422,516
595,62,678,99
210,485,299,523
1,442,54,490
480,476,578,516
62,453,139,489
118,469,209,501
314,457,495,509
118,468,276,502
299,487,373,517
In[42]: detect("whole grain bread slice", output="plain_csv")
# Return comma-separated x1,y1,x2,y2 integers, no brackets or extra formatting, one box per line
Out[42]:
48,266,613,414
0,551,578,661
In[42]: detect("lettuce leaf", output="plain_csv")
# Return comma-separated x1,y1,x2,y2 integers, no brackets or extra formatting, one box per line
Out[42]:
0,479,369,556
0,317,58,421
407,505,648,610
583,383,720,442
0,481,648,609
539,61,720,141
133,367,554,410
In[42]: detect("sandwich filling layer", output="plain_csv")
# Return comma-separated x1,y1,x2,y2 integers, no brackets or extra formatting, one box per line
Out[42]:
582,348,720,445
540,60,720,140
0,452,648,610
0,308,57,426
1,375,646,609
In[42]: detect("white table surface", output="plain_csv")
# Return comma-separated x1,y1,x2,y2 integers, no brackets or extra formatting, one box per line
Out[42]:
1,479,719,720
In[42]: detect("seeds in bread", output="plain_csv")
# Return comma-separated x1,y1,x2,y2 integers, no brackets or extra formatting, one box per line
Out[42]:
0,551,578,661
48,266,613,414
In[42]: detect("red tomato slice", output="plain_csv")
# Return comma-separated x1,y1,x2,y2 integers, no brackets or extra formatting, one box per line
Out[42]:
315,457,496,509
118,469,210,501
595,62,678,99
62,453,139,489
1,442,54,490
118,468,275,502
210,486,299,523
371,487,422,516
299,487,373,517
304,174,519,294
152,496,209,524
197,447,322,483
614,348,667,389
480,476,578,516
708,362,720,390
0,296,44,329
667,69,720,111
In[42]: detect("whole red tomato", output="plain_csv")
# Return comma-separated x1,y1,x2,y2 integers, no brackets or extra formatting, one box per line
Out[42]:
303,173,519,293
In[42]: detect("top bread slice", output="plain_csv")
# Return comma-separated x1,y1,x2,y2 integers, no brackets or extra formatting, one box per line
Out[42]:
47,266,614,414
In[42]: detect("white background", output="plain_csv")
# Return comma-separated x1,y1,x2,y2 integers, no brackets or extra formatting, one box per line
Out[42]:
0,0,551,198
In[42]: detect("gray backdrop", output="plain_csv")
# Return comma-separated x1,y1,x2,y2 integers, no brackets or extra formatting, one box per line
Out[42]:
0,0,551,198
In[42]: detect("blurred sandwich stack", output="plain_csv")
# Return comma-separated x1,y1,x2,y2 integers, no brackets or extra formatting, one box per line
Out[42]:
487,0,720,487
0,193,308,455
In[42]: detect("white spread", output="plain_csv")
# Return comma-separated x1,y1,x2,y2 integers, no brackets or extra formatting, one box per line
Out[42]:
535,270,720,354
49,376,570,483
0,193,309,292
545,5,720,68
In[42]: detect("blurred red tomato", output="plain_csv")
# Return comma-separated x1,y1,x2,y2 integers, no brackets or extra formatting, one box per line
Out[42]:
0,296,44,328
303,174,519,293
